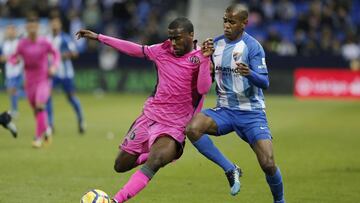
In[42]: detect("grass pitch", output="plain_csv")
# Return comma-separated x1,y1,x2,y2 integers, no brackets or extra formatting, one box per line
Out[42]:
0,93,359,203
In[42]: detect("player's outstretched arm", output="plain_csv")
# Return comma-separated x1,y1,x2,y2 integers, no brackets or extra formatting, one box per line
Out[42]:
197,57,212,95
76,29,99,40
76,29,144,58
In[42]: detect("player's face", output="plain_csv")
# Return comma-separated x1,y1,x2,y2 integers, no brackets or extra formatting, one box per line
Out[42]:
168,28,194,57
223,11,248,41
5,25,17,39
26,21,39,36
51,18,62,34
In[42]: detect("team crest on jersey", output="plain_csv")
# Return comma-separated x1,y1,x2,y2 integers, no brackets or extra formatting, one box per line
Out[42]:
189,56,200,64
233,52,242,62
127,130,136,140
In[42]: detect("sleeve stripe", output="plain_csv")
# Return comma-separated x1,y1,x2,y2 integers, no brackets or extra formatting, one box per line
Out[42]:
142,45,148,60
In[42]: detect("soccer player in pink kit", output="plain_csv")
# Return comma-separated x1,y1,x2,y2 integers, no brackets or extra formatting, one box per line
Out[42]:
10,15,60,148
76,17,212,203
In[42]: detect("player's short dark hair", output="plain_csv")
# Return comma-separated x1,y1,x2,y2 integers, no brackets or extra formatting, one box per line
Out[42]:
226,4,249,20
168,17,194,33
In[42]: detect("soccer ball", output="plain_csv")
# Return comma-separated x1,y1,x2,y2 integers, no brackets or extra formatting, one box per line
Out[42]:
80,189,111,203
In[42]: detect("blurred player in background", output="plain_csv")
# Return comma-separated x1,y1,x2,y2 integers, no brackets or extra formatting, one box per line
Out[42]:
76,17,212,203
186,4,285,203
46,16,85,134
9,14,60,148
0,25,24,118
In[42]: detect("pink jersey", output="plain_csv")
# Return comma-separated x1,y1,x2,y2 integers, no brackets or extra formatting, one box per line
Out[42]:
10,37,60,89
98,34,212,128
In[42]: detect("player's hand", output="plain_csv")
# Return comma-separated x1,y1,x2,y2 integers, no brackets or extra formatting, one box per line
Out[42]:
236,62,251,76
201,38,214,57
75,29,99,40
48,65,57,77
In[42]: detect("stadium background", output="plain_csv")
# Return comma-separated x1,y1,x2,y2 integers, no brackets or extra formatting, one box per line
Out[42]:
1,0,359,94
0,0,360,203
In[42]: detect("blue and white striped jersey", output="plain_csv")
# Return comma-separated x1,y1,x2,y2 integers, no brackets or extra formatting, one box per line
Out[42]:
48,32,77,79
1,39,23,78
213,32,268,111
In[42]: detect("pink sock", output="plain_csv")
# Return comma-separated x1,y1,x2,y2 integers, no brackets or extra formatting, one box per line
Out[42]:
114,170,150,203
36,111,48,139
136,153,149,166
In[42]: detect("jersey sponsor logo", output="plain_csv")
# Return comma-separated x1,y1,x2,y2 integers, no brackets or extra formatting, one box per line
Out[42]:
215,66,242,77
258,58,267,69
189,56,200,64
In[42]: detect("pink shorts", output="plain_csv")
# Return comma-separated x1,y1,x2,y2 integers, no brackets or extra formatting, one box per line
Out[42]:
121,113,186,156
25,80,51,108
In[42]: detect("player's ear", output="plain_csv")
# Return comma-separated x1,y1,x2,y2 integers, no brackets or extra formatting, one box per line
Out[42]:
189,32,194,38
243,19,248,25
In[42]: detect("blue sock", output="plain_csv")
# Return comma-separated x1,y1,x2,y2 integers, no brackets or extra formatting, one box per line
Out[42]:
193,134,234,172
18,89,26,99
10,94,18,112
46,97,54,127
68,95,83,123
266,167,284,202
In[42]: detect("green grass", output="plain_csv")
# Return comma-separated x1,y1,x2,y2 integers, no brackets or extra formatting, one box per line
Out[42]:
1,93,360,203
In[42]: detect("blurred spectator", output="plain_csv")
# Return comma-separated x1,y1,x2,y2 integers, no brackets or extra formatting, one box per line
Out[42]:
341,32,360,61
135,0,151,27
99,24,119,72
82,0,101,32
264,27,281,54
6,0,24,17
32,0,50,17
261,0,275,21
67,9,86,53
275,0,296,21
277,38,297,56
1,0,359,62
350,58,360,71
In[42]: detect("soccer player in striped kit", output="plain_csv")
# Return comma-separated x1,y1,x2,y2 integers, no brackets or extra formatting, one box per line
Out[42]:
9,15,60,148
76,17,212,203
0,25,24,118
46,16,85,134
186,4,285,203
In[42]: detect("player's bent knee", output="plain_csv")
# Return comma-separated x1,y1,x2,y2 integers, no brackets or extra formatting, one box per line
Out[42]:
35,107,45,113
114,161,133,173
114,157,136,173
259,156,276,175
185,124,202,142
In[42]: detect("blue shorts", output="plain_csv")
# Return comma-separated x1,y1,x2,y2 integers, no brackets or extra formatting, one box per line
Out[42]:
202,107,272,146
52,77,76,93
5,75,23,89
